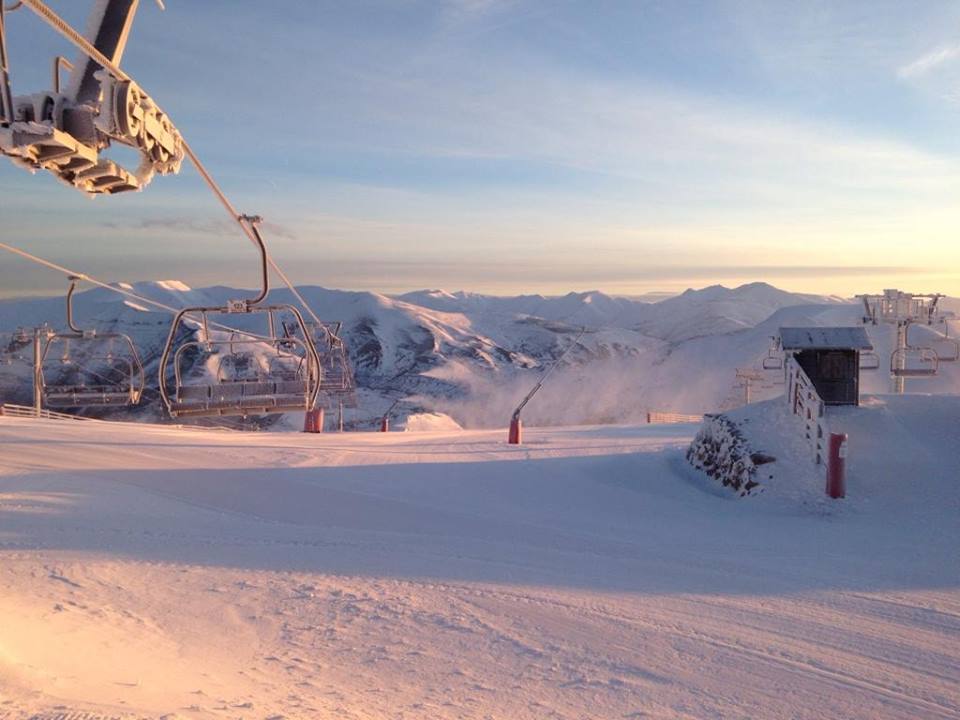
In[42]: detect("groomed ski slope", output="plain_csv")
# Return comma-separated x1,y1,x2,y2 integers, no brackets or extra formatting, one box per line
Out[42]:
0,402,957,720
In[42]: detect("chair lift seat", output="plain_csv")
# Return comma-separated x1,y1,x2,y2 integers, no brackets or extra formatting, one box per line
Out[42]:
933,339,959,362
44,384,136,406
859,352,880,370
275,379,309,395
890,367,938,377
170,377,311,417
38,278,146,410
178,385,212,401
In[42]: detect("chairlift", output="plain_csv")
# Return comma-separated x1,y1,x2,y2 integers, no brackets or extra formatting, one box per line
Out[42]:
762,354,783,371
932,338,959,363
158,216,321,418
3,328,30,364
39,277,145,407
761,336,783,371
858,350,880,371
308,321,355,396
889,347,939,378
931,333,959,363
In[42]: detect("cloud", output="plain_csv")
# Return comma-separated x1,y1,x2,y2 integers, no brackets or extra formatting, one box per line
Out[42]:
898,44,960,78
100,217,298,240
333,58,960,213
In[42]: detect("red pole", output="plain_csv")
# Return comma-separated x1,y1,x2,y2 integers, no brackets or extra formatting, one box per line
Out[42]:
303,408,324,433
508,416,522,445
380,416,389,432
826,432,847,499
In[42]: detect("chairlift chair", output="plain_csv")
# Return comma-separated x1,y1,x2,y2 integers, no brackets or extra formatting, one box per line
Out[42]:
889,347,939,378
3,328,30,364
309,321,354,395
761,336,783,371
762,354,783,371
158,216,321,418
39,277,145,407
858,350,880,371
931,335,959,363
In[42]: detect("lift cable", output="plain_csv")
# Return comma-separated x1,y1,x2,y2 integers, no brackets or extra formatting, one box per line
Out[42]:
0,239,278,342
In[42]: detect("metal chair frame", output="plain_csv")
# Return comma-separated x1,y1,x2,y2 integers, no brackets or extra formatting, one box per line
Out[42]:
163,317,319,417
762,355,783,371
931,336,959,363
890,347,939,378
858,350,880,371
761,336,783,371
158,215,321,418
38,277,145,407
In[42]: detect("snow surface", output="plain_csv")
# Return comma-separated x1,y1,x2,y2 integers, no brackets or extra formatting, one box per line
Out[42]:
0,407,956,719
155,280,192,292
397,411,463,432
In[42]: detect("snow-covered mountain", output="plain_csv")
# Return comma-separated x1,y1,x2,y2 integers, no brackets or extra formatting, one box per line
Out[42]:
1,281,956,428
395,282,829,342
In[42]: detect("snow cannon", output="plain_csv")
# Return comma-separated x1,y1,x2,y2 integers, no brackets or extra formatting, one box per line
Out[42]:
508,414,522,445
380,398,401,432
506,326,585,446
303,408,324,433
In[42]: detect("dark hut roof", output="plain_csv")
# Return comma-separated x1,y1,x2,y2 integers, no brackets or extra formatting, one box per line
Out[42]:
779,326,873,351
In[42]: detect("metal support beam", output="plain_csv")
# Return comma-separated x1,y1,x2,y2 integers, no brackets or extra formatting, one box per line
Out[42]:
64,0,139,103
32,326,42,416
0,4,14,125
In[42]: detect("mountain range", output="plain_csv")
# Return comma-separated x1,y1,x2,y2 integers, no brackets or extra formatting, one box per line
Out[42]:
1,281,956,429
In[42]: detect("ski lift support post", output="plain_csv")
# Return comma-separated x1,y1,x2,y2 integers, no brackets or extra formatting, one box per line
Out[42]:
508,326,585,445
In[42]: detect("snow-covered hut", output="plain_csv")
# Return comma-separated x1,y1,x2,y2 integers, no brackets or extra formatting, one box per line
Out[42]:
779,327,873,406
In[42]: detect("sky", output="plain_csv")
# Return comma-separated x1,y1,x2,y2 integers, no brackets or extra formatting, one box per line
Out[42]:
1,0,959,298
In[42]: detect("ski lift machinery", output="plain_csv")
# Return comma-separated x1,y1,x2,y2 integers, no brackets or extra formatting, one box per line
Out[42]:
158,216,322,418
0,0,183,194
39,276,145,407
3,1,341,419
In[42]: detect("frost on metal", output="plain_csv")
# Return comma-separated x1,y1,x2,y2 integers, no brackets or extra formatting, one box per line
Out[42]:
686,413,773,496
0,0,184,195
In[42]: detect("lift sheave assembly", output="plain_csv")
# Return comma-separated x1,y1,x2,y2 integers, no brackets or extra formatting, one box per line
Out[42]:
2,0,344,422
0,0,183,194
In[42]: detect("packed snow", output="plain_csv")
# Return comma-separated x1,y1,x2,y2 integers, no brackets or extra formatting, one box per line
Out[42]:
0,397,957,719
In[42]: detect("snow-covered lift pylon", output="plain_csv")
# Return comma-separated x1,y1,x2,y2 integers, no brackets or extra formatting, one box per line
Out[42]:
508,327,585,445
0,0,183,194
